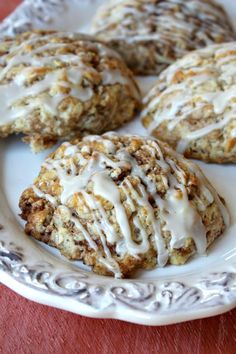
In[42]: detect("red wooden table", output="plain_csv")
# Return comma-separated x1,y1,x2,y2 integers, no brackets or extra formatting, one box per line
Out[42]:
0,2,235,353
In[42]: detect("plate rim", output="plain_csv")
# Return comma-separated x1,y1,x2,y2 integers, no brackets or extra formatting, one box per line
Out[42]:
0,0,235,326
0,230,236,326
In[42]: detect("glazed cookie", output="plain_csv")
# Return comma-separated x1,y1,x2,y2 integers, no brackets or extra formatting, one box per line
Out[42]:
0,31,140,152
141,42,236,163
91,0,235,75
19,134,229,278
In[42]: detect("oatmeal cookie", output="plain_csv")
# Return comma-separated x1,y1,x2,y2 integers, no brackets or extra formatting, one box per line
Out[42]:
0,30,140,151
91,0,235,75
141,42,236,163
19,134,229,278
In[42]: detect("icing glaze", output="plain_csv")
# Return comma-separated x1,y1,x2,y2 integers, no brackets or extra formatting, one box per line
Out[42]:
231,128,236,138
32,134,229,277
142,42,236,153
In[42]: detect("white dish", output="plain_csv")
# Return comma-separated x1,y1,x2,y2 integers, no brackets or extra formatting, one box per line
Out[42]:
0,0,235,325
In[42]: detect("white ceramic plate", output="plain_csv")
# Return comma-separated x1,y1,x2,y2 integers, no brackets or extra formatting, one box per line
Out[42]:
0,0,235,326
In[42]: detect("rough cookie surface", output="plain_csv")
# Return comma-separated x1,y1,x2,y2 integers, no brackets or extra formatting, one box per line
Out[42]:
141,42,236,163
19,134,229,278
0,31,140,151
91,0,235,75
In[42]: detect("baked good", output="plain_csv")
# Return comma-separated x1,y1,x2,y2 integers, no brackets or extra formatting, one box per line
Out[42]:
91,0,235,75
0,30,140,152
19,134,229,278
141,42,236,163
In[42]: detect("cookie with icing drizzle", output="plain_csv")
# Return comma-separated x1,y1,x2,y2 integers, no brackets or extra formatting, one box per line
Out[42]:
91,0,235,75
0,30,140,152
19,134,229,278
141,42,236,163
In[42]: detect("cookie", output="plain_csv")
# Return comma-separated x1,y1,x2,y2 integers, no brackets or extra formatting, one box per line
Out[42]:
19,134,229,278
91,0,235,75
0,31,140,151
141,42,236,163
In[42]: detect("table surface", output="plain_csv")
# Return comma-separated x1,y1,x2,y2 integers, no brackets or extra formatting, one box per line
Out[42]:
0,1,235,354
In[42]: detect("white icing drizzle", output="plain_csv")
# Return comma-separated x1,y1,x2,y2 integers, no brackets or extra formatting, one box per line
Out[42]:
142,42,236,152
92,0,234,58
92,171,142,255
32,185,57,206
80,191,122,277
55,204,99,251
187,162,230,229
231,128,236,138
0,31,139,127
32,135,229,277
